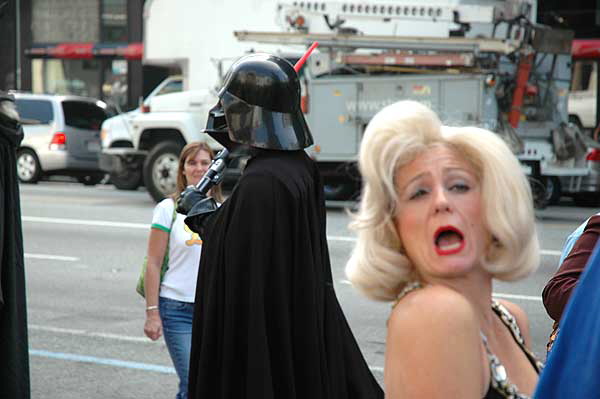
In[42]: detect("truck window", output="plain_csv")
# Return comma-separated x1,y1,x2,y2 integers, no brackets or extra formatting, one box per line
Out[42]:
62,101,109,130
571,60,596,92
156,80,183,96
15,99,54,124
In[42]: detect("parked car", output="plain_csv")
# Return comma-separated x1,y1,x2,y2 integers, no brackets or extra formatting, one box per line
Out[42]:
13,93,111,185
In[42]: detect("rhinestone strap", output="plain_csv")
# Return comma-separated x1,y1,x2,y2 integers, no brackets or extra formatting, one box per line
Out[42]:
392,281,423,309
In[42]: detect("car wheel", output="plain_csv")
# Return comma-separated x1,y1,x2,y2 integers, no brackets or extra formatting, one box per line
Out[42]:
143,141,183,203
109,169,142,190
78,174,106,186
16,149,42,183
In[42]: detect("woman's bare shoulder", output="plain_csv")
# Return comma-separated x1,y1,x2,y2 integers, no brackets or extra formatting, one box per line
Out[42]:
389,284,478,330
385,285,486,398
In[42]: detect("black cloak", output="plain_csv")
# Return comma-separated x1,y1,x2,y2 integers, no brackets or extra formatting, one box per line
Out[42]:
0,93,31,398
188,150,382,398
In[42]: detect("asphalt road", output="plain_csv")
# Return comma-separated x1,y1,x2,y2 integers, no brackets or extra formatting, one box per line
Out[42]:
18,181,598,398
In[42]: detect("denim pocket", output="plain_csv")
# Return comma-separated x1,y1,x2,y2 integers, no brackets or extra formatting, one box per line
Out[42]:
160,298,189,311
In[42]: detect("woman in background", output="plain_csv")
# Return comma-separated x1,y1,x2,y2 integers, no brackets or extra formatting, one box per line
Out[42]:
143,142,223,399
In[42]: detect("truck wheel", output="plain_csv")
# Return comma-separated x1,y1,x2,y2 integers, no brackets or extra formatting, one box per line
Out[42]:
110,170,142,190
543,176,561,205
16,149,42,183
144,141,183,202
528,177,547,210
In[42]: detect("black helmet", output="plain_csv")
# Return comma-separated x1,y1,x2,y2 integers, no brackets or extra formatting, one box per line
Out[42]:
204,53,313,150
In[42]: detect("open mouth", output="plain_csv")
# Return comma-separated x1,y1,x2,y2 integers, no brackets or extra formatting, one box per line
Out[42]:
434,226,465,256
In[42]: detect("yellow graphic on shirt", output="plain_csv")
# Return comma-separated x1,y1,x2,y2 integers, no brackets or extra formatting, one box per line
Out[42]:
184,223,203,246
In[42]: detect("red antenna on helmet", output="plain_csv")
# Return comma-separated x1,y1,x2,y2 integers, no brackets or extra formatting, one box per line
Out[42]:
293,42,319,72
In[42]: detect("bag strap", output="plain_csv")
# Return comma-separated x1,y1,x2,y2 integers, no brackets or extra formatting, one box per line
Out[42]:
164,205,177,253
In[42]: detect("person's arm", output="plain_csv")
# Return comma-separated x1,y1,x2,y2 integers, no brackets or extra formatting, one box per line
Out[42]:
385,286,485,399
542,215,600,322
143,228,169,341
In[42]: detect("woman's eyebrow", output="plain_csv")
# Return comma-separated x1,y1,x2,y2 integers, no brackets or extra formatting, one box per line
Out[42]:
399,171,428,192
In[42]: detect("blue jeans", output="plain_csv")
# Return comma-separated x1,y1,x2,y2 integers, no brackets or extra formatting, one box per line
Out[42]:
159,297,194,399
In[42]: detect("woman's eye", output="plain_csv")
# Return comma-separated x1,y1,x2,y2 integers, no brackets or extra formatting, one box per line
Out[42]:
450,183,470,192
409,188,428,200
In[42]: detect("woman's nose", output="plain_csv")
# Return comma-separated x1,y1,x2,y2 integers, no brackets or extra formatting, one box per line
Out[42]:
433,188,451,213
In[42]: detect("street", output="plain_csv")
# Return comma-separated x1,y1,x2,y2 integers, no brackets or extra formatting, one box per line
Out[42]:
20,181,596,398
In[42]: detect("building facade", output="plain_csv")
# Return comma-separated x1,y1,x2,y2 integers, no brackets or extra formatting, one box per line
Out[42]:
1,0,150,111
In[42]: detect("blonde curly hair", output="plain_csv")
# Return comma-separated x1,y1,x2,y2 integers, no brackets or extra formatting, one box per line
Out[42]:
345,100,539,302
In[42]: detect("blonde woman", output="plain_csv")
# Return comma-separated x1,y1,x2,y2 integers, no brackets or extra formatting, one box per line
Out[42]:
346,101,542,398
143,142,223,399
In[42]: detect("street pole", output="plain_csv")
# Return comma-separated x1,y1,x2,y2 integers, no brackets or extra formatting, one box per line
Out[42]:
15,0,21,90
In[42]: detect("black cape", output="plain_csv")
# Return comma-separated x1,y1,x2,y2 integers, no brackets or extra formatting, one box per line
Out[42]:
188,150,382,398
0,93,31,398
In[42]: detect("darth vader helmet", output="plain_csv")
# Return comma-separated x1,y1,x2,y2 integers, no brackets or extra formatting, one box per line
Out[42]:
204,53,313,150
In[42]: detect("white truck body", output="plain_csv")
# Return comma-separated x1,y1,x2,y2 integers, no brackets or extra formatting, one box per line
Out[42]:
108,0,597,205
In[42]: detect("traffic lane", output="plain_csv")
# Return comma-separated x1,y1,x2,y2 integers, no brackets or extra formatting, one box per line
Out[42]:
23,216,389,393
23,222,149,332
30,353,176,399
23,211,563,355
19,182,155,223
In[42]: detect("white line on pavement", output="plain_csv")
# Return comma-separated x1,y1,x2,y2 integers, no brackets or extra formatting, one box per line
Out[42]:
22,216,562,257
22,216,148,229
29,349,176,374
30,325,384,375
29,324,150,343
24,253,78,262
340,280,543,302
492,293,543,302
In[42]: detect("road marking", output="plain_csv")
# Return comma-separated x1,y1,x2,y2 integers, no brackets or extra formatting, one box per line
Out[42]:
493,293,543,302
29,324,150,343
541,249,561,256
340,280,542,302
24,253,79,262
22,216,148,230
29,349,176,374
30,327,385,375
22,216,563,257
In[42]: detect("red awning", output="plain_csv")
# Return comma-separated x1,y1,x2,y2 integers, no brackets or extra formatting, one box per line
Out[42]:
49,43,94,59
26,42,143,60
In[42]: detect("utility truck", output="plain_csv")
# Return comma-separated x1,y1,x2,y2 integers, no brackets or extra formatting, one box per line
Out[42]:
234,0,599,206
102,0,599,206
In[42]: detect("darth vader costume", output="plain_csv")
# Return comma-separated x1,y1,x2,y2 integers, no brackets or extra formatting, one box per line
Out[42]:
0,92,31,398
180,54,383,398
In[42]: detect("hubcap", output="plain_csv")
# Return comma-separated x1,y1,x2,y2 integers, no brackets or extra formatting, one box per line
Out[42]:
152,153,178,196
17,153,37,181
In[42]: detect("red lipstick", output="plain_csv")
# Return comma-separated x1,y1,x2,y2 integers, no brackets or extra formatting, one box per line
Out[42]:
434,226,465,256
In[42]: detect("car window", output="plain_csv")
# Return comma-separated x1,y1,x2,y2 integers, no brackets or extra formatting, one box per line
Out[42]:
62,101,109,130
15,99,54,124
155,80,183,96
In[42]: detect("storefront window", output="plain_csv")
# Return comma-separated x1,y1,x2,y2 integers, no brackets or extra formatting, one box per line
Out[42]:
101,0,127,43
102,60,129,110
32,59,102,99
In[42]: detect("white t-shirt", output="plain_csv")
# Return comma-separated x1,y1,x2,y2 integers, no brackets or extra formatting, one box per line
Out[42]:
151,198,203,303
